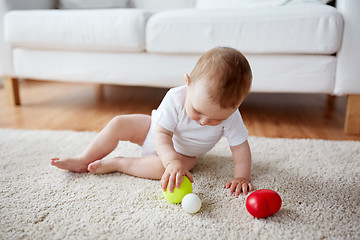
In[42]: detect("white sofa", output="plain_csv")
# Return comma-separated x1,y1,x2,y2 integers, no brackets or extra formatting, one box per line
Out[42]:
1,0,360,134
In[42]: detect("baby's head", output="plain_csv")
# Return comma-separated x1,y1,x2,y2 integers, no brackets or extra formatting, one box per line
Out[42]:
185,47,252,126
188,46,252,108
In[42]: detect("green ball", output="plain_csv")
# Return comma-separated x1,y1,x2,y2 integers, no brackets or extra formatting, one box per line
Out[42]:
163,176,193,204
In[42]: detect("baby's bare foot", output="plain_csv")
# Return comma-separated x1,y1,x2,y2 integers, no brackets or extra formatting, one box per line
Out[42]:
51,157,89,173
88,158,123,174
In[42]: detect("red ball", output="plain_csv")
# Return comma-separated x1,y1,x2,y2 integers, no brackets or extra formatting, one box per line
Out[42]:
246,189,282,218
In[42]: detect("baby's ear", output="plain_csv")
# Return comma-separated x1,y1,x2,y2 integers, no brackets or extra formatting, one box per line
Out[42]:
184,74,190,85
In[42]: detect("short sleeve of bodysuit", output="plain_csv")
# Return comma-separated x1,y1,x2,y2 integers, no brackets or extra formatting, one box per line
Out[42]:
155,88,181,132
223,110,249,147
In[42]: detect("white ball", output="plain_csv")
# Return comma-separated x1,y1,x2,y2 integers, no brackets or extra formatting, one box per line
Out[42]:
181,193,202,214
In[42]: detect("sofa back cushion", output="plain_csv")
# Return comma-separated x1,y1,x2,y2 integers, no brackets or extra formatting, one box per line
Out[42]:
129,0,195,12
59,0,129,9
146,4,343,54
196,0,332,8
58,0,195,11
5,9,149,52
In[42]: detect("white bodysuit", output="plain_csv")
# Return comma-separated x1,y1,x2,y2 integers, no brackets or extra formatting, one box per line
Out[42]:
141,85,248,157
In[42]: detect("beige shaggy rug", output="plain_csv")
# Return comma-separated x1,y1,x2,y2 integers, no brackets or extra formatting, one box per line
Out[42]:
0,129,359,240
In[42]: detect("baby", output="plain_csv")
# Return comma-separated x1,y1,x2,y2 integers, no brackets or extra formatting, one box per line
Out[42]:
51,46,254,197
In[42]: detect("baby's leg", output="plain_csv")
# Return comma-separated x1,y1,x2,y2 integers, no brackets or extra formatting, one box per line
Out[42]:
51,114,151,173
88,155,164,178
88,153,197,180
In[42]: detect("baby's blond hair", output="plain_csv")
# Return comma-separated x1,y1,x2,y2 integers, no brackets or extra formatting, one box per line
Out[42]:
189,47,252,109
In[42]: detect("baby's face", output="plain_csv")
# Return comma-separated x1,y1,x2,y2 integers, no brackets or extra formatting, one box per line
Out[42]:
185,80,237,126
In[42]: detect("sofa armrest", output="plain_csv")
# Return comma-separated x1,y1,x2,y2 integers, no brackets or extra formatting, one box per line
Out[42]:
334,0,360,95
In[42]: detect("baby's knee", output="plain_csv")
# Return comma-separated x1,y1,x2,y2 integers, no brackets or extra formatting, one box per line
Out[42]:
108,115,128,129
189,157,197,170
109,115,123,125
182,156,197,171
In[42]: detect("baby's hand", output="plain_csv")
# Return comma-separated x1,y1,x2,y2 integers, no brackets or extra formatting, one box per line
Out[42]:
225,177,254,197
161,160,193,193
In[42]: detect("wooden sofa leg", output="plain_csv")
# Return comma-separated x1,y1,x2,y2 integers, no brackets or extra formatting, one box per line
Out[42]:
345,94,360,134
3,76,21,105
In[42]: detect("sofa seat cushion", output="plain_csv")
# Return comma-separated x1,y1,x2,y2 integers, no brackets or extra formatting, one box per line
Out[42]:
146,4,343,54
5,9,150,52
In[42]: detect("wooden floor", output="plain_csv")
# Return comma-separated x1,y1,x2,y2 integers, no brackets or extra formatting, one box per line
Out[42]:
1,80,359,140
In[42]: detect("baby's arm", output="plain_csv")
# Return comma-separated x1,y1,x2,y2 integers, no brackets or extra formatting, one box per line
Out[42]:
225,140,254,197
154,125,194,192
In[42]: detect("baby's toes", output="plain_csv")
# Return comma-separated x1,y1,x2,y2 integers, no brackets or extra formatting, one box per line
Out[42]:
88,160,101,173
50,158,60,165
50,158,68,170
